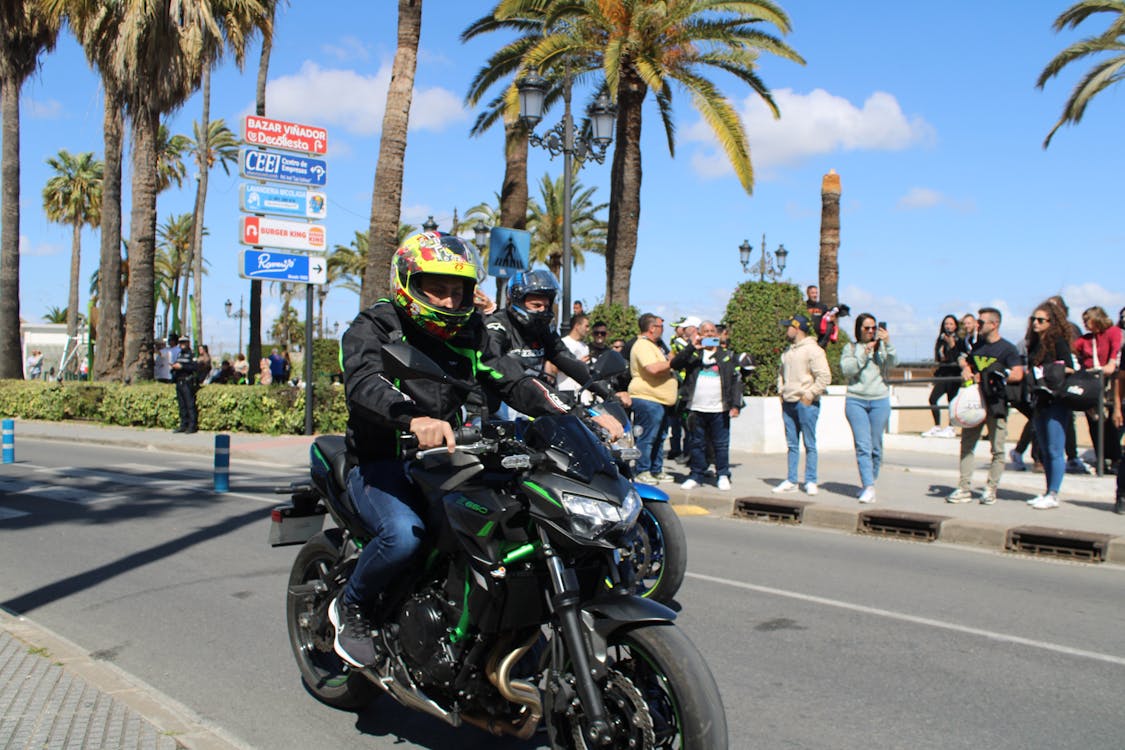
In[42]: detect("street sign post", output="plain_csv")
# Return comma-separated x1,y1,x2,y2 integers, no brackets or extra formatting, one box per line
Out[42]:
239,250,327,284
243,115,328,155
240,184,327,220
239,148,327,186
240,215,326,252
487,227,531,279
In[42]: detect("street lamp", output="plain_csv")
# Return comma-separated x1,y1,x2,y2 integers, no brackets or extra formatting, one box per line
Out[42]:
422,215,438,233
517,72,616,327
224,295,247,355
738,234,788,281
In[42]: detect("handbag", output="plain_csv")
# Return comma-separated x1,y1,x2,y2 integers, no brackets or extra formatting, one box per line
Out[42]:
1057,370,1101,411
949,383,986,428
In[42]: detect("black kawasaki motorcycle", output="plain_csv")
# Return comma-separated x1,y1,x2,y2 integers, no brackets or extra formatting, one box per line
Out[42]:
269,344,726,748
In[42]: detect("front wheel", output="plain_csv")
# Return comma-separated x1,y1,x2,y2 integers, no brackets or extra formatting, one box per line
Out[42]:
549,622,727,749
628,501,687,604
286,530,374,709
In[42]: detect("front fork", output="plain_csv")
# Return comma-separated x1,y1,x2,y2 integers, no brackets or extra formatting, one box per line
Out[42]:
539,528,614,746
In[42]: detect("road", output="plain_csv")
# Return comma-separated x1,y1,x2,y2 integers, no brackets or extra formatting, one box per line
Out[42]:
2,437,1124,749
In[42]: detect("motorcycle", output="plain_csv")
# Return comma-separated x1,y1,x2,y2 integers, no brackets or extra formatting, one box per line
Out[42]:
269,343,727,748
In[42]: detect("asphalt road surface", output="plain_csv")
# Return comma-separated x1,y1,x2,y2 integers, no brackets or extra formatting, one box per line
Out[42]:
2,438,1124,749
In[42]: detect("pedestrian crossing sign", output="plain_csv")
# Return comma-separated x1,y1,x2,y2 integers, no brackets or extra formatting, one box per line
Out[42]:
487,227,530,279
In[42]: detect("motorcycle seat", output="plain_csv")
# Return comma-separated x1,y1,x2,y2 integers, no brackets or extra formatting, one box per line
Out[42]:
313,435,350,493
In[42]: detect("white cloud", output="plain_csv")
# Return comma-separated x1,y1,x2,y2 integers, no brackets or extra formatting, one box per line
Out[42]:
686,88,935,177
321,36,370,63
897,186,975,212
264,61,467,136
20,234,62,257
27,98,62,119
1058,283,1125,319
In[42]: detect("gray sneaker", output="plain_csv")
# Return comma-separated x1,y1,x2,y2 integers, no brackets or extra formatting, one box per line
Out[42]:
650,472,676,483
946,488,974,503
979,488,997,505
329,596,378,668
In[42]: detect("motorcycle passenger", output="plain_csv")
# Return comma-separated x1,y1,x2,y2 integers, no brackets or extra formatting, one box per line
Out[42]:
334,232,621,668
485,269,622,411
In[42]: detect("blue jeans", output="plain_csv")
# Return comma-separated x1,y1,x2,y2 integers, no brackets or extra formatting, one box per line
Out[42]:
688,411,731,482
845,396,891,489
632,397,670,475
782,400,819,484
1033,401,1068,494
343,461,427,608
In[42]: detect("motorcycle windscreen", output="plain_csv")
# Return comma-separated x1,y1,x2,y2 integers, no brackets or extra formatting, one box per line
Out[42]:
524,414,616,483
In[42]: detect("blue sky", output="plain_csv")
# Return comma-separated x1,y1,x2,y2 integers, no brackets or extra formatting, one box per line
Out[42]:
14,0,1125,360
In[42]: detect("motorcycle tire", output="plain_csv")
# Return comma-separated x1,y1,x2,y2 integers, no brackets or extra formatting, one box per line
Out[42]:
550,622,727,750
286,529,374,710
630,501,687,605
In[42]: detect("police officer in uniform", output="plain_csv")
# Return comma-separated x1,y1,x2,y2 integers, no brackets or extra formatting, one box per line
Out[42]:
171,337,198,433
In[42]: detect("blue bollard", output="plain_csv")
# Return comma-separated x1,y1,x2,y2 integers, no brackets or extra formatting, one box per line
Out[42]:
2,419,13,464
214,434,230,492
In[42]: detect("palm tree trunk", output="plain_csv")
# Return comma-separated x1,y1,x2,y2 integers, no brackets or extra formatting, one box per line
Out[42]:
94,93,124,381
819,170,841,309
249,18,273,383
605,69,646,307
362,0,421,307
0,74,24,379
66,221,82,364
189,65,211,346
122,109,160,382
499,116,529,229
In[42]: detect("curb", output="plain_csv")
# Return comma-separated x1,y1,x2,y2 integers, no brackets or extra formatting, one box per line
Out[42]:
0,608,251,750
726,496,1125,565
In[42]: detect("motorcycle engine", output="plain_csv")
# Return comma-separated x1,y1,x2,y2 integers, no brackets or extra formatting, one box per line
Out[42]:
397,591,459,686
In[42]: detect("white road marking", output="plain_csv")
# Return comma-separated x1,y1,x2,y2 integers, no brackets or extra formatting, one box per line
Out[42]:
687,571,1125,667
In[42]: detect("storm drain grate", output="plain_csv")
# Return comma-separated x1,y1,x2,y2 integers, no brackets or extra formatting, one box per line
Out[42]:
858,511,948,541
733,497,807,524
1006,526,1110,562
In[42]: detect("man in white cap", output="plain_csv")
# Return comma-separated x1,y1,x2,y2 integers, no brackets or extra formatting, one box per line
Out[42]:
668,315,701,465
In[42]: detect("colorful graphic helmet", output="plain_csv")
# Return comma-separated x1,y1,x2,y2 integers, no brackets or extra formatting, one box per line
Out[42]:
390,232,482,339
507,269,559,331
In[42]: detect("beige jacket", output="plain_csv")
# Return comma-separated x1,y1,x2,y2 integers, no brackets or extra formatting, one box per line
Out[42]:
778,336,831,403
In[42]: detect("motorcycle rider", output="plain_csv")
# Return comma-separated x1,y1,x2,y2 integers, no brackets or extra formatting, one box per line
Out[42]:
485,269,626,410
332,232,621,668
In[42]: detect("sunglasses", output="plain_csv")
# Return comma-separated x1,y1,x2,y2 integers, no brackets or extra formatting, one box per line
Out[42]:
861,325,876,331
592,330,608,336
1031,316,1050,323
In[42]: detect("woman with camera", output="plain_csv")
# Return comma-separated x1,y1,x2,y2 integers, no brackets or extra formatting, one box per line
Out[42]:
923,315,962,438
840,313,897,503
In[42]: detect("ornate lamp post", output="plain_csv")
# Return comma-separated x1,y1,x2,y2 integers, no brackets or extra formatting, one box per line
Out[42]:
739,235,788,281
224,296,247,354
422,215,438,233
517,72,616,327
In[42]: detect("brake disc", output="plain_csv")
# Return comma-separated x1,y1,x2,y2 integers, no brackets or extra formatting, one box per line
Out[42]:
569,671,656,749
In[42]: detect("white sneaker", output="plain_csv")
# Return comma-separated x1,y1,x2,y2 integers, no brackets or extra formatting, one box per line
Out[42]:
804,482,818,496
1030,493,1059,510
979,488,997,505
939,426,957,438
680,478,699,490
922,426,941,438
858,487,876,504
772,480,798,493
946,488,974,503
717,476,731,491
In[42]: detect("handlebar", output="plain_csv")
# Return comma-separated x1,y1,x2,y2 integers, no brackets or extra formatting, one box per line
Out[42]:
399,426,484,459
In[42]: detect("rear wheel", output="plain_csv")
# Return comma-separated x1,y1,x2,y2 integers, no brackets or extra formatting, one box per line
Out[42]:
286,530,374,709
548,622,727,749
628,501,687,604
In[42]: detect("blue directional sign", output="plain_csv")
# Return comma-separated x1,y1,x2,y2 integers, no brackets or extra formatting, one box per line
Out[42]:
487,227,531,279
240,250,327,285
239,147,327,186
240,184,327,220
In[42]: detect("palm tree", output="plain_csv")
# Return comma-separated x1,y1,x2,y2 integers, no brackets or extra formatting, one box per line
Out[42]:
0,4,59,378
526,172,606,278
155,123,191,193
494,0,803,305
362,0,423,307
44,306,68,324
1037,0,1125,147
42,149,104,355
156,214,194,336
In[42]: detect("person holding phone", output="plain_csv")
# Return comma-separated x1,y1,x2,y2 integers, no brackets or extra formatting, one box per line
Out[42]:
841,314,897,503
923,315,962,438
671,320,742,491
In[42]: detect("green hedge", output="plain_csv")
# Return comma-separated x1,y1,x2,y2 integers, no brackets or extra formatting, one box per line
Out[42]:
587,301,641,343
0,380,349,434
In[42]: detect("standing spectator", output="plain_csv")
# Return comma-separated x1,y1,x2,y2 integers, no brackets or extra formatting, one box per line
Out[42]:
628,313,677,483
1074,305,1121,473
672,320,741,491
25,349,43,380
196,344,213,386
1026,300,1077,509
1048,295,1090,474
232,353,250,384
1009,334,1041,472
958,314,979,354
156,333,177,383
554,312,590,404
667,315,700,464
717,322,731,349
171,337,198,433
268,347,285,384
587,320,610,363
1114,344,1125,512
947,308,1023,505
259,358,273,385
773,315,831,495
923,314,961,438
841,314,897,503
281,346,292,384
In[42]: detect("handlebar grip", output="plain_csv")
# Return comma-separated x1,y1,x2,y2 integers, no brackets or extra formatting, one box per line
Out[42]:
399,426,482,459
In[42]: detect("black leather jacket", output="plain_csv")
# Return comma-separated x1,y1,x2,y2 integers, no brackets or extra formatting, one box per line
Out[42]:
172,347,196,382
343,302,569,464
669,345,743,412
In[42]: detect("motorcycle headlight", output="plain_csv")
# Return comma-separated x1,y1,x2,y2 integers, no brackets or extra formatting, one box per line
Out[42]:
561,486,642,540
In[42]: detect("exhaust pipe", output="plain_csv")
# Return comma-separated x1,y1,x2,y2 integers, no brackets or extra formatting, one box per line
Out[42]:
463,631,543,740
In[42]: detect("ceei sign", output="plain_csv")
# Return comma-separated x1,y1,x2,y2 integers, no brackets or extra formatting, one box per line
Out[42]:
243,115,328,155
240,215,326,252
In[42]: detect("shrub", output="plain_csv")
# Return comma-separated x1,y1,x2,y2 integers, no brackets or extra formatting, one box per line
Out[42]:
587,301,641,344
311,337,343,384
723,281,807,396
